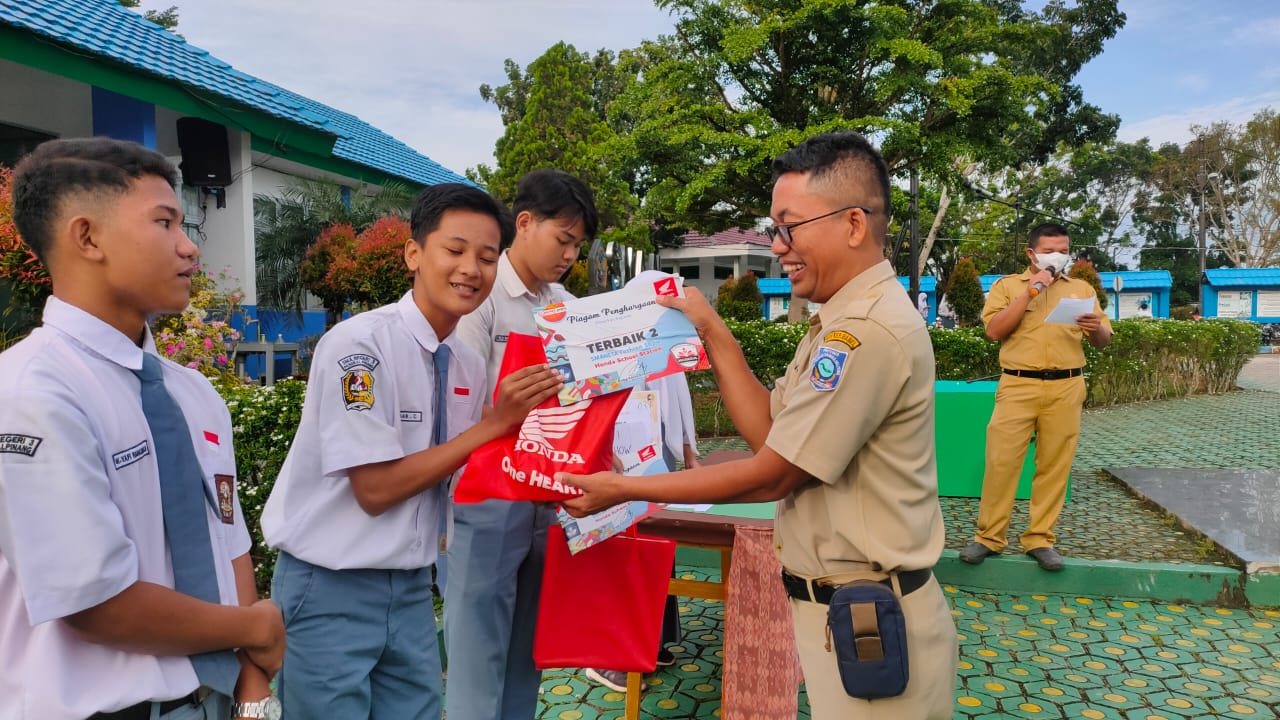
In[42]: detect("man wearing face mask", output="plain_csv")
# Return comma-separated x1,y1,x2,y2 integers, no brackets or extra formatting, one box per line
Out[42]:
960,223,1112,571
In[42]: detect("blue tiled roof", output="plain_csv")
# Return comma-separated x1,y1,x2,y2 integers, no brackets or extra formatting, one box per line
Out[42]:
896,276,937,294
979,274,1005,291
1203,268,1280,288
0,0,467,186
1099,270,1172,291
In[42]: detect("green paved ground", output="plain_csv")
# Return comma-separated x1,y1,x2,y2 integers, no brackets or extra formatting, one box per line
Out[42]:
536,357,1280,719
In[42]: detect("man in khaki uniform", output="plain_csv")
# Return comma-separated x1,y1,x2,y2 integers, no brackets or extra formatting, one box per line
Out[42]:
560,131,957,719
960,223,1113,571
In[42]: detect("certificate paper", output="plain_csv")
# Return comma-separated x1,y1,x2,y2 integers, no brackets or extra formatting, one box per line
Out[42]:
556,391,667,554
1045,297,1095,325
534,273,711,405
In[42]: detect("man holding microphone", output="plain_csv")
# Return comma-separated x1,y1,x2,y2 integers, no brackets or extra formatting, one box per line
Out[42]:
960,223,1112,571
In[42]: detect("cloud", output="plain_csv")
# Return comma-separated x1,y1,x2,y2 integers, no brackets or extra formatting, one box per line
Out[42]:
1233,16,1280,44
1176,74,1209,92
1117,92,1280,146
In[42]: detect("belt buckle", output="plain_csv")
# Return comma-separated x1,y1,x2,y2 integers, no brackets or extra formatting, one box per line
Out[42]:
192,687,213,705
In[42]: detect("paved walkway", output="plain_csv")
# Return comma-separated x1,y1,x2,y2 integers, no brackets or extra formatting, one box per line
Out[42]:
535,357,1280,719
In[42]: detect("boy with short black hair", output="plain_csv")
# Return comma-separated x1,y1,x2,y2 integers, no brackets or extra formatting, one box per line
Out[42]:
0,137,283,719
261,182,562,719
445,168,598,720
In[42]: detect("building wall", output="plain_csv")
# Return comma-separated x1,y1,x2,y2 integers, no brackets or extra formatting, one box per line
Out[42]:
0,60,93,140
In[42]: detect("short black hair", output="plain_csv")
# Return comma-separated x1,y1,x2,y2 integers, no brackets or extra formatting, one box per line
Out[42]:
511,169,599,242
771,131,892,228
12,138,177,266
409,182,514,248
1028,223,1070,249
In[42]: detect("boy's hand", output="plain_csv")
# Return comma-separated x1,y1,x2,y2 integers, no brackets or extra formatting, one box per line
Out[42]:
557,470,626,517
656,288,720,337
243,599,285,677
491,365,563,432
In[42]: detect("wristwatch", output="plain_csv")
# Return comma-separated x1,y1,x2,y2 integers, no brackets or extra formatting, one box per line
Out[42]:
231,695,282,720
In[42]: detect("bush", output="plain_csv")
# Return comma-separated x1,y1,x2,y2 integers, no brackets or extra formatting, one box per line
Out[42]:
218,378,307,592
1068,258,1108,310
150,266,244,381
716,274,765,322
946,258,985,327
0,166,52,330
929,326,1001,380
723,319,808,385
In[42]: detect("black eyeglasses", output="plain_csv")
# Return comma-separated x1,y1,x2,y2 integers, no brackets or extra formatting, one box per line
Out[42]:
765,205,874,248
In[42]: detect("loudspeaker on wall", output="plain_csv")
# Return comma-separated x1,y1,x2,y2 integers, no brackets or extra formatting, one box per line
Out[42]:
176,117,232,187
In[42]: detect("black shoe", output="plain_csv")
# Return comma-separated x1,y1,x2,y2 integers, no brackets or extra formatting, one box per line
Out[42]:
959,542,998,565
1026,547,1065,572
656,648,676,667
585,668,629,693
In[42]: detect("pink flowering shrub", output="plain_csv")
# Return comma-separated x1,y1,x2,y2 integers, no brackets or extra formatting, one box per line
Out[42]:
151,265,244,379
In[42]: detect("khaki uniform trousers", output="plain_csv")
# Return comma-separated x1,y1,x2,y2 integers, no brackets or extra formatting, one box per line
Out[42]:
791,576,957,720
976,373,1086,552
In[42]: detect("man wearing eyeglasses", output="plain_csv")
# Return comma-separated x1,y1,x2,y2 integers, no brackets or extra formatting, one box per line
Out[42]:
558,131,957,719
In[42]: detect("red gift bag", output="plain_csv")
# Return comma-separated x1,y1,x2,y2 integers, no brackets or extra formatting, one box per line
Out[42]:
455,333,630,503
534,524,676,672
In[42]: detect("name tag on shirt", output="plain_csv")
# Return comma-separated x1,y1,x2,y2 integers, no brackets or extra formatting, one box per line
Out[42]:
112,440,150,470
400,411,423,423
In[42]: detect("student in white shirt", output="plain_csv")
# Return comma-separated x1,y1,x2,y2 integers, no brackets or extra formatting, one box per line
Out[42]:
446,169,598,720
0,138,283,719
260,184,562,719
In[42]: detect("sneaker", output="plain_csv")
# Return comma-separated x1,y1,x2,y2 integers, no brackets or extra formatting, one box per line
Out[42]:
656,648,676,667
585,668,629,693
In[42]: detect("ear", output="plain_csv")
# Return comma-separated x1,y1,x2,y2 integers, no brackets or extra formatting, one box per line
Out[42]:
68,215,106,263
845,208,868,250
514,210,535,236
404,237,421,273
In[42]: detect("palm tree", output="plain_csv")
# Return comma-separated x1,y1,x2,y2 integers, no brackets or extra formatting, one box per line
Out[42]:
254,178,413,325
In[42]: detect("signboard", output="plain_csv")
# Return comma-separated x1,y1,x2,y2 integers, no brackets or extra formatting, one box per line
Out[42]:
1117,293,1153,319
1257,290,1280,318
1216,290,1254,318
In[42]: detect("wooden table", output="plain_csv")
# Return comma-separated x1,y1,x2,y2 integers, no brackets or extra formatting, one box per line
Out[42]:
621,498,774,720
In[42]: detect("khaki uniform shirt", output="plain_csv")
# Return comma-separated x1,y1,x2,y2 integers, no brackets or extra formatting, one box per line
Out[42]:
766,260,945,578
983,270,1112,370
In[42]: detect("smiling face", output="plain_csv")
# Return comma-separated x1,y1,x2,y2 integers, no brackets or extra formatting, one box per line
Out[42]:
405,207,502,338
508,211,588,291
769,171,870,303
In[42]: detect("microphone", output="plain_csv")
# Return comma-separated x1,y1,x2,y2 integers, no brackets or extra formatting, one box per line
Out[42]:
1029,266,1058,297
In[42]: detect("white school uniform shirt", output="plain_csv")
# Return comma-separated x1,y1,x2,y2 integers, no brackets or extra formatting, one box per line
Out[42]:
261,291,484,570
456,251,571,399
648,373,699,463
0,297,248,720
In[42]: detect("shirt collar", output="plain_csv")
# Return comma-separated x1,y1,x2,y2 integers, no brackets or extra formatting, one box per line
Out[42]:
396,290,447,354
497,251,535,299
815,259,897,329
41,296,157,371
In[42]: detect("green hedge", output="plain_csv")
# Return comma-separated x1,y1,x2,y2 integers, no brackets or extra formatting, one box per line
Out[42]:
219,319,1260,590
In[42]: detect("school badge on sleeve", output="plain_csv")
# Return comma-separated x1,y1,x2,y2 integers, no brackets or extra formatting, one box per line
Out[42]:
215,474,235,524
809,346,848,392
338,353,379,411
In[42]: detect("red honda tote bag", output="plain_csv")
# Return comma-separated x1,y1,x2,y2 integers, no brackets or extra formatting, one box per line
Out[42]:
455,333,631,503
533,524,676,672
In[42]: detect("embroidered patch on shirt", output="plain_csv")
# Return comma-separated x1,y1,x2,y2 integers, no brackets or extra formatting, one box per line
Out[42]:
342,370,375,411
215,474,235,524
338,353,380,372
112,440,150,470
0,433,42,457
400,410,423,423
823,330,861,351
809,346,848,392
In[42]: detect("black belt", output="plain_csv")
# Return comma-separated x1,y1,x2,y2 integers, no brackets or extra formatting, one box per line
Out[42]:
89,687,214,720
1003,367,1082,380
781,568,932,604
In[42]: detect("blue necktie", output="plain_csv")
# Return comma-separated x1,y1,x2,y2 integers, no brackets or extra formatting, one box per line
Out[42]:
432,344,451,561
134,354,239,695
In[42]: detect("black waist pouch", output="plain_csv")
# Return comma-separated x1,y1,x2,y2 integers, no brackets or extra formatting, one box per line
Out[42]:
825,580,909,699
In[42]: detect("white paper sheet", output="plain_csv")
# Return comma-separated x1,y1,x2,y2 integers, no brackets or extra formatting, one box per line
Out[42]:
1045,297,1095,325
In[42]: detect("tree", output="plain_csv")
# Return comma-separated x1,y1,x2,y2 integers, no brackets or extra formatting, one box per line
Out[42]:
1195,109,1280,268
716,273,764,322
470,43,646,248
300,223,357,328
613,0,1124,233
0,166,50,334
946,257,985,327
116,0,179,31
254,177,412,325
312,217,414,313
1067,257,1107,310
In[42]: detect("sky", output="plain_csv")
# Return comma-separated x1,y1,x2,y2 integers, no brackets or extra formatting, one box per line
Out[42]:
135,0,1280,178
